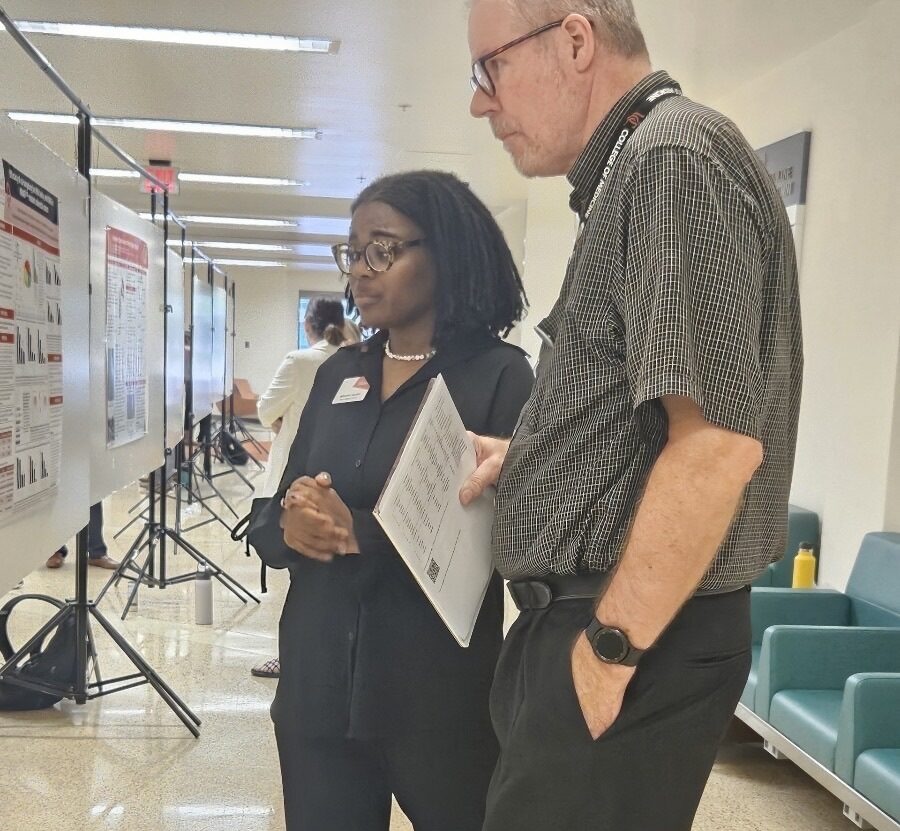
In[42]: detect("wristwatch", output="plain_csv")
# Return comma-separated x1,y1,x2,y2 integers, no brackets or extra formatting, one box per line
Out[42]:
584,619,646,667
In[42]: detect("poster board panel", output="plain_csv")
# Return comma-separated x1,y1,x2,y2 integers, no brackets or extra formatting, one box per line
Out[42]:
165,250,186,451
190,270,214,421
212,275,227,409
88,194,165,505
0,119,90,595
224,284,234,397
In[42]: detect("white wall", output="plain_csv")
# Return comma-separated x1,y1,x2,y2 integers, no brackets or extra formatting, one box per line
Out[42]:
519,177,577,360
712,0,900,590
230,268,343,395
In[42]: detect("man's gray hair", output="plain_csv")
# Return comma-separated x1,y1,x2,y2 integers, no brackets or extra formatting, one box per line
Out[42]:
509,0,648,59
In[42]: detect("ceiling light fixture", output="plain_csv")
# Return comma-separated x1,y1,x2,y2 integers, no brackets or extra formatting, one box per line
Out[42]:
179,172,308,187
8,111,320,139
140,212,294,228
92,168,308,187
209,259,286,268
5,21,339,53
293,243,337,258
166,240,290,252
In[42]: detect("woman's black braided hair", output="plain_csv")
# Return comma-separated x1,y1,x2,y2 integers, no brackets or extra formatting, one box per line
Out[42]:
347,170,528,346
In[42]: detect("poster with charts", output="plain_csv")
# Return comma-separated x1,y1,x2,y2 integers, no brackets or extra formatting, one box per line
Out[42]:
105,227,148,448
0,160,63,523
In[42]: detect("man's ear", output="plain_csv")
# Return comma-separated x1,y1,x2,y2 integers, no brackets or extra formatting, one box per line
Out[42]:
561,14,596,72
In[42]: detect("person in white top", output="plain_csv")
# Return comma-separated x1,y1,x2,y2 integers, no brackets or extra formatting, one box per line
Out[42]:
251,297,358,679
257,297,350,500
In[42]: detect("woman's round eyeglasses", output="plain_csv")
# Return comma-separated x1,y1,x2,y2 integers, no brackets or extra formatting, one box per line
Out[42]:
331,239,426,277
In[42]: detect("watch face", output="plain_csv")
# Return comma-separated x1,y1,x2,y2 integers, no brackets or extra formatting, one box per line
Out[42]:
592,627,629,663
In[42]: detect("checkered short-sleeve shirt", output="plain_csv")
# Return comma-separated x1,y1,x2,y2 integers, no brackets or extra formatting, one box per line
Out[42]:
493,71,803,592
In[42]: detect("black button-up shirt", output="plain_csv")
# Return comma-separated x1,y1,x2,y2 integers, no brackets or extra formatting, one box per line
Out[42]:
249,329,534,737
493,71,803,591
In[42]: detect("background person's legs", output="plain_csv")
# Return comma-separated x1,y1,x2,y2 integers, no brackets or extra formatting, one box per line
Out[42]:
45,503,119,569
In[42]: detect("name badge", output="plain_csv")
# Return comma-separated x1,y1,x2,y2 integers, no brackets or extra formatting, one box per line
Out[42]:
333,376,370,404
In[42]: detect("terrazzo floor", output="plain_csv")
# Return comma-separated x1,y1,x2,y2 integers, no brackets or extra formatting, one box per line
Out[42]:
0,448,856,830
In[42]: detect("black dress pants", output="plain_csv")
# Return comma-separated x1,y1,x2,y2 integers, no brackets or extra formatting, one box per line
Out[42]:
483,588,752,831
274,725,498,831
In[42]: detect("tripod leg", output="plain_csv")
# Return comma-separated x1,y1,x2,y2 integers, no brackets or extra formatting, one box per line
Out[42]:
213,452,255,493
162,528,260,604
113,500,147,540
191,462,240,518
121,536,157,620
73,528,91,704
95,523,150,604
183,482,237,531
87,607,201,736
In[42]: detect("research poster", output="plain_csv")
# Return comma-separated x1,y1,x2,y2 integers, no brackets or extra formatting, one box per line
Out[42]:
105,227,148,448
0,160,63,523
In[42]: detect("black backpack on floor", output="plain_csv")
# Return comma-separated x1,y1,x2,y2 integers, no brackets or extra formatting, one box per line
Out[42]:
220,431,250,466
0,594,77,711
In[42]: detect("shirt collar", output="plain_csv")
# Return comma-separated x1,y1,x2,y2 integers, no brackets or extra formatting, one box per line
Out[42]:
567,70,676,220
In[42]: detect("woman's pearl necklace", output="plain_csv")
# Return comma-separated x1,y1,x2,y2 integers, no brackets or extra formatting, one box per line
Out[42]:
384,339,436,362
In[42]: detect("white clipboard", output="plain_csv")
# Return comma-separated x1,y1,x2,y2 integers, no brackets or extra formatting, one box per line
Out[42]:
373,374,494,647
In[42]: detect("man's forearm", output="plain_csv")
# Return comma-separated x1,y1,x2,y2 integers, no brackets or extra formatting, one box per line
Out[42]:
595,424,761,650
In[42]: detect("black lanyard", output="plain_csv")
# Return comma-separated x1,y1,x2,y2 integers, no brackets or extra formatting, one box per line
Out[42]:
581,80,682,224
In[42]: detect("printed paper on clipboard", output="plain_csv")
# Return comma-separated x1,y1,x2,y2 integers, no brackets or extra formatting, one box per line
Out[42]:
373,374,494,647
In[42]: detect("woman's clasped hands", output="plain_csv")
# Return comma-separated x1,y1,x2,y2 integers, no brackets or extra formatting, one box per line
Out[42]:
279,472,360,562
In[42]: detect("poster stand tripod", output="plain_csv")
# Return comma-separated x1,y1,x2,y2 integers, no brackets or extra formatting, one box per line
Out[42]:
97,198,259,620
184,413,245,514
0,44,200,732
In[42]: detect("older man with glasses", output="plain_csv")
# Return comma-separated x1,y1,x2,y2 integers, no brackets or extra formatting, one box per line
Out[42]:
461,1,803,829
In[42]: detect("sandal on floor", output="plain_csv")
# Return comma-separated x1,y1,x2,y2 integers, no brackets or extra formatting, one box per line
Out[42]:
251,657,280,678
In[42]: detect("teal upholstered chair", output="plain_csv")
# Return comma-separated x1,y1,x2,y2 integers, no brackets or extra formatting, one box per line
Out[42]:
835,673,900,822
755,627,900,770
742,532,900,712
752,504,821,588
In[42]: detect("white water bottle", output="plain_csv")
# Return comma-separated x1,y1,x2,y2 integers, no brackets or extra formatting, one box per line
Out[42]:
195,564,213,625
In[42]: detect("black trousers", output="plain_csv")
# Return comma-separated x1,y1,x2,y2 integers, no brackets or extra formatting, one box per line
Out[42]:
483,587,751,831
274,725,498,831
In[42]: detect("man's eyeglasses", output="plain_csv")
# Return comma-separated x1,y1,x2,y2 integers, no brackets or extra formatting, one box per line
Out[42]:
331,238,426,277
470,19,565,98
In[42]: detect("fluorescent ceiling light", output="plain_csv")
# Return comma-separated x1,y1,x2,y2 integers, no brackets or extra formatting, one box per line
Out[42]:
296,217,351,236
294,261,341,271
91,167,140,178
7,22,338,53
8,111,319,139
179,172,307,187
141,212,293,228
7,111,78,125
166,240,289,252
92,168,307,188
294,243,336,258
210,259,286,268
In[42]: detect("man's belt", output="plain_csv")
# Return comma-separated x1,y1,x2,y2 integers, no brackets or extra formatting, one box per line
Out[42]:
507,572,611,611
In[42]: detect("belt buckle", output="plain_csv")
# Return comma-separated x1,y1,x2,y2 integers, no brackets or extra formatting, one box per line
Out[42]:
508,580,553,611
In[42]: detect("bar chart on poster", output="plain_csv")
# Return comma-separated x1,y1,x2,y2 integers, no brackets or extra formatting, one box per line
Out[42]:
0,158,64,520
0,118,90,594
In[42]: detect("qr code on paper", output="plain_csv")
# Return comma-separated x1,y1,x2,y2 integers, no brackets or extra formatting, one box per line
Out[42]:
426,558,441,584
